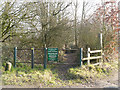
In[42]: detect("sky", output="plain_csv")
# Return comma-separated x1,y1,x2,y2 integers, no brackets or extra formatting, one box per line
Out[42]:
0,0,119,5
0,0,102,16
0,0,119,20
0,0,113,4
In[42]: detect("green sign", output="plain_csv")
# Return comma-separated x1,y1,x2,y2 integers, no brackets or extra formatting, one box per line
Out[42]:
48,48,58,61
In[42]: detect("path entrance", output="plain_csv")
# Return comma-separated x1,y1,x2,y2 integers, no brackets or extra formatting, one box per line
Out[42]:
51,49,79,80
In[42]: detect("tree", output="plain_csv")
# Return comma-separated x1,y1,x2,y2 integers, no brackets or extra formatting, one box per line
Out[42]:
76,0,100,50
73,0,78,47
0,2,27,42
23,2,72,48
92,0,119,61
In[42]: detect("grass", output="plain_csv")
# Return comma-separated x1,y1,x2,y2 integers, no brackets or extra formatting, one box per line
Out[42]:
2,64,66,87
67,61,118,83
2,61,118,87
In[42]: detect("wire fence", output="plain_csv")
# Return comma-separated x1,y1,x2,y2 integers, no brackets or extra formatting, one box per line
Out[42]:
2,46,102,69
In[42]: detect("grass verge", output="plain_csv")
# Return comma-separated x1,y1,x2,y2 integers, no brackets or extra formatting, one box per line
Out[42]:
2,61,118,87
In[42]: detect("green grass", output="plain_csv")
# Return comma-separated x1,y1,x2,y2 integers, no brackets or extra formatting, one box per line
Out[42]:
67,62,118,83
2,64,65,87
2,61,118,87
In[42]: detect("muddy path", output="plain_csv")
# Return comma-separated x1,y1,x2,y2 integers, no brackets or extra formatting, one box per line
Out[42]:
85,70,118,88
55,52,119,88
60,68,118,88
52,52,79,80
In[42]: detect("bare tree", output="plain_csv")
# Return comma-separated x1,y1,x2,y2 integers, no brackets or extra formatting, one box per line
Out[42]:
0,2,27,42
24,2,72,48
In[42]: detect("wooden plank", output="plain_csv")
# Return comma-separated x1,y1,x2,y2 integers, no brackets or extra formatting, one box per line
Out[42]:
87,48,90,65
100,50,103,63
82,56,102,61
90,50,102,53
88,56,102,60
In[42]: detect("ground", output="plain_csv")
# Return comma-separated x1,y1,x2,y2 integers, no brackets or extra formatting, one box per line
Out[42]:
2,50,119,88
56,52,118,88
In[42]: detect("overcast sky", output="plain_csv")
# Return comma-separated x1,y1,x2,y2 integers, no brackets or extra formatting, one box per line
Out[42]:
1,0,118,4
0,0,119,20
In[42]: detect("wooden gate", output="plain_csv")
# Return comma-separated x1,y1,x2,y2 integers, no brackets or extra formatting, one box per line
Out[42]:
81,48,103,66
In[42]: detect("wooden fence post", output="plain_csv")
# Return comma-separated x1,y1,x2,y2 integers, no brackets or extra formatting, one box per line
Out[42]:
31,47,34,69
80,48,83,67
101,50,103,64
14,47,17,68
87,48,90,65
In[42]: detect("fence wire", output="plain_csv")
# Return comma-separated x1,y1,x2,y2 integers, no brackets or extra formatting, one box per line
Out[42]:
16,48,44,65
17,49,31,63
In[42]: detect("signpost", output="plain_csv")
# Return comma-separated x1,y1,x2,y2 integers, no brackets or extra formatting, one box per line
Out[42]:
48,48,58,61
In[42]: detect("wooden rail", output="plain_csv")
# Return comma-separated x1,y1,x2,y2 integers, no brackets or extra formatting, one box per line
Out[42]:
82,48,103,65
90,50,102,53
82,56,102,60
